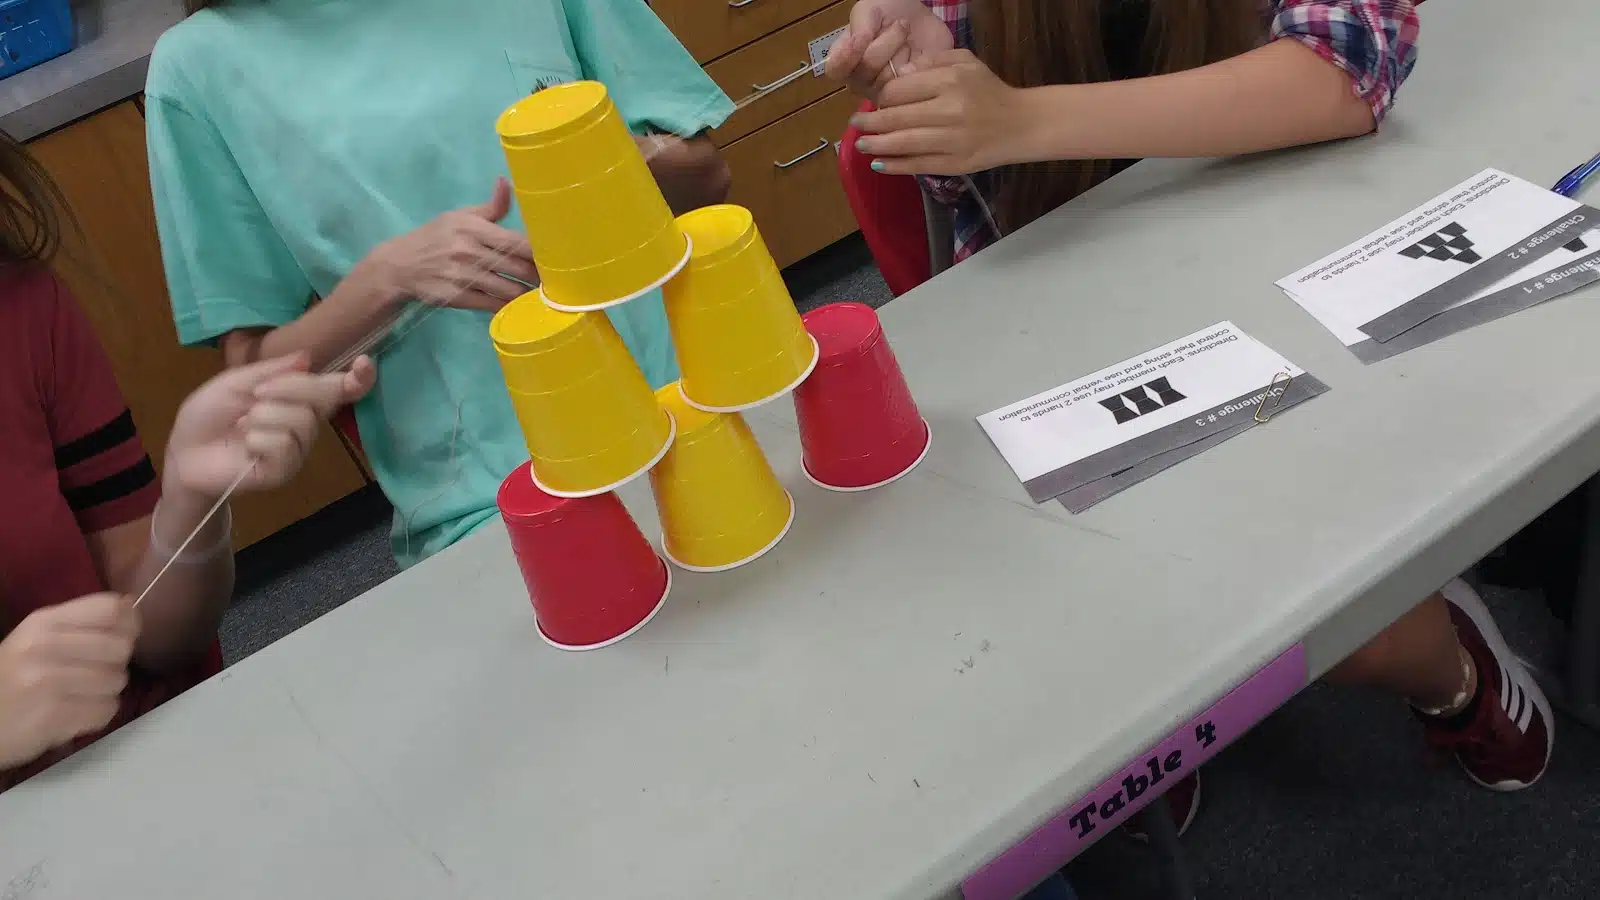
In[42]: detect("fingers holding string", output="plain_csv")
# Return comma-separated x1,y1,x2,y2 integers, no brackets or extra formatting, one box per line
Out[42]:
857,20,912,99
253,358,376,420
329,119,709,372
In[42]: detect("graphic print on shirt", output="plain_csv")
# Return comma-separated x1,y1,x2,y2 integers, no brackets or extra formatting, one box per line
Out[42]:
1099,377,1187,425
1399,222,1481,264
531,74,570,94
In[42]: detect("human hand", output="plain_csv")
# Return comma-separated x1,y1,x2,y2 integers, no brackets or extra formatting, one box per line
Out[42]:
851,49,1035,175
366,178,540,313
824,0,953,104
166,352,377,497
0,593,139,770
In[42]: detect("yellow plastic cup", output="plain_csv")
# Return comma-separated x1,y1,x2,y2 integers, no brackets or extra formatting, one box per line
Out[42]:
497,81,690,312
664,205,820,413
649,383,795,572
491,292,674,497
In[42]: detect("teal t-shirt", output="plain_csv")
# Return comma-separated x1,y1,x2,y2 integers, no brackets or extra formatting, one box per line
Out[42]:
145,0,733,567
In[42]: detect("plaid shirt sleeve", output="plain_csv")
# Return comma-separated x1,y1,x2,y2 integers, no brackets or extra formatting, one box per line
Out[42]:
916,0,973,207
1270,0,1420,125
923,0,971,50
920,0,1419,120
913,0,1418,264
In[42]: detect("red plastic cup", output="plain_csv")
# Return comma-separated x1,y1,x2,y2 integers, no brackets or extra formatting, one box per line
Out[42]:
793,302,931,491
497,461,671,650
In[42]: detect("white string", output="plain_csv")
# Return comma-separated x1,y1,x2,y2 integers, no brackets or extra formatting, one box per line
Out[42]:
133,467,251,607
131,57,1020,606
129,127,722,607
399,393,465,563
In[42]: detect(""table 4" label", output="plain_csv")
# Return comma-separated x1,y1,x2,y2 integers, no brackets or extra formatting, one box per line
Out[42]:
961,643,1307,900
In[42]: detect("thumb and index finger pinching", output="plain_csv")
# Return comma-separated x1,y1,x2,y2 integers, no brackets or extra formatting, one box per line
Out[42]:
207,352,312,400
252,355,376,416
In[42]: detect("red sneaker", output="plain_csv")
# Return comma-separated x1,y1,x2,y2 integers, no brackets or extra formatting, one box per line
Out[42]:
1122,771,1200,841
1418,579,1554,791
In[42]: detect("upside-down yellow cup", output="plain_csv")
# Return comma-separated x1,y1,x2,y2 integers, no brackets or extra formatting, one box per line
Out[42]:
497,81,689,312
664,205,819,412
649,383,795,572
491,293,674,497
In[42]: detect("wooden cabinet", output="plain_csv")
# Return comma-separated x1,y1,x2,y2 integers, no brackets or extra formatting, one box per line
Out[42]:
654,0,836,64
724,91,860,269
703,1,852,146
662,0,861,268
27,101,369,549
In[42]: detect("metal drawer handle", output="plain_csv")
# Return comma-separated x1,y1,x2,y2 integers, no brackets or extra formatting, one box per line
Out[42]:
774,138,831,169
729,0,759,7
752,62,811,93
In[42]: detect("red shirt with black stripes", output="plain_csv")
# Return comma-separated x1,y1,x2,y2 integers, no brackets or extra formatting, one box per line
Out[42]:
0,266,219,791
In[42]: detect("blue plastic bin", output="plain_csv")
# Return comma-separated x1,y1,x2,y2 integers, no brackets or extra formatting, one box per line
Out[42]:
0,0,75,80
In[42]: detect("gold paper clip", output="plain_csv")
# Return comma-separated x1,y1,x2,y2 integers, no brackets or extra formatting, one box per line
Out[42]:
1254,371,1295,424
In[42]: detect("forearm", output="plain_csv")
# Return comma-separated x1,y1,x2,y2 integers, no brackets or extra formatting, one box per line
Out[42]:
127,480,234,671
1014,40,1375,164
231,261,402,370
642,135,732,215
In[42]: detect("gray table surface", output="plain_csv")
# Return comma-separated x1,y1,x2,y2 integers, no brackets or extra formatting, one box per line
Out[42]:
4,1,1600,898
0,0,182,141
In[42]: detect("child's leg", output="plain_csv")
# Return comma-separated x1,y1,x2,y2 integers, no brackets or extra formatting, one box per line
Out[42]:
1327,580,1552,791
1326,592,1472,707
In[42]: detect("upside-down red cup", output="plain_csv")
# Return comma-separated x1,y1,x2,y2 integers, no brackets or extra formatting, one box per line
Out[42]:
497,461,671,651
793,302,931,491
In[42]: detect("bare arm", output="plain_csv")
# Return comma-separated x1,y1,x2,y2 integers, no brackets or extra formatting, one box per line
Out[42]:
87,490,232,671
223,179,539,369
87,358,374,672
639,133,732,215
1013,40,1374,163
858,40,1378,176
221,266,398,370
221,142,727,371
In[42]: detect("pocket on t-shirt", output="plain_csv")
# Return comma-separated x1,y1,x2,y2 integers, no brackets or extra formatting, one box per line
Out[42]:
504,50,582,98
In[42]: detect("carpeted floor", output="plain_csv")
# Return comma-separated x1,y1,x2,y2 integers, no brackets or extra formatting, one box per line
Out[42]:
227,235,1600,899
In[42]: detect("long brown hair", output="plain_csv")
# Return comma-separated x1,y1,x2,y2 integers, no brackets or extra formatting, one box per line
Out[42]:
970,0,1261,232
0,130,70,265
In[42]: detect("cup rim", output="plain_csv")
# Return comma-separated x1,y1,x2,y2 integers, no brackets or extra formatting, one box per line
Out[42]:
801,419,933,492
802,301,885,361
678,334,821,414
538,232,692,313
675,204,758,270
497,81,611,149
497,461,579,521
661,490,796,573
490,292,587,353
529,411,677,499
535,556,672,651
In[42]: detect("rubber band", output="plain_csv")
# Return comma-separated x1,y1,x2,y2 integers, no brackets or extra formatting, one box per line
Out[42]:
148,497,233,566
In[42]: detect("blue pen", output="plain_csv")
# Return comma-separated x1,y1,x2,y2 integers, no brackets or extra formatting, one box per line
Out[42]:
1553,151,1600,197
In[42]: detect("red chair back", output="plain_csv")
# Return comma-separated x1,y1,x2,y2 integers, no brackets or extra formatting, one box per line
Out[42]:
333,406,362,453
837,100,933,297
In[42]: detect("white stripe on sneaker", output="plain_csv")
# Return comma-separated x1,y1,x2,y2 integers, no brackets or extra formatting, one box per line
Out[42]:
1504,676,1522,726
1440,578,1553,790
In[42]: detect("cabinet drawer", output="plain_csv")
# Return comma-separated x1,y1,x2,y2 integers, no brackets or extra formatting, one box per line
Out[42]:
725,89,860,269
655,0,835,64
706,1,850,146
